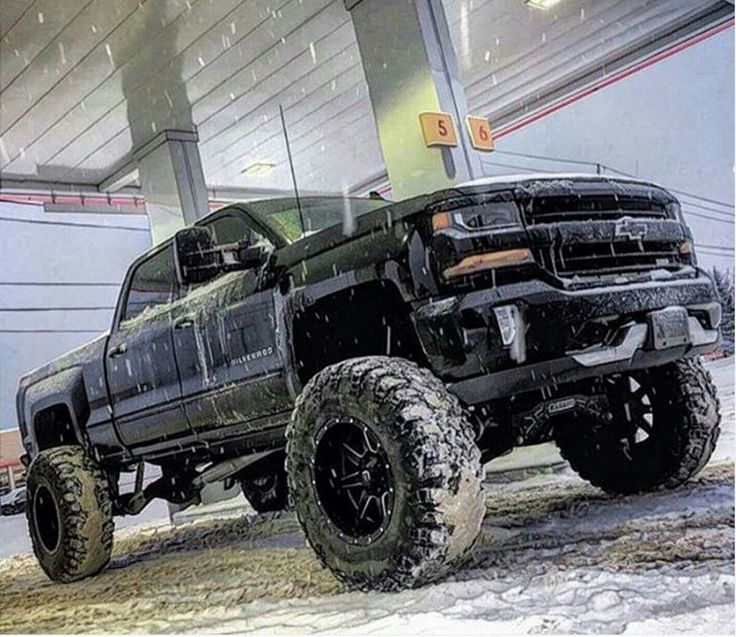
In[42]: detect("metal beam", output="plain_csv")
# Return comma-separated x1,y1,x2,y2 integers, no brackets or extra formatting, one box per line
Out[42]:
135,129,209,243
345,0,481,200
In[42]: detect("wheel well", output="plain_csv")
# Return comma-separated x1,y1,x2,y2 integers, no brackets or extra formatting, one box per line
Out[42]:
33,404,79,451
291,281,425,385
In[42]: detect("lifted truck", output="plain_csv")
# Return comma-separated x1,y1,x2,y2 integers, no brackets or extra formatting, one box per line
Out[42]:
17,174,721,590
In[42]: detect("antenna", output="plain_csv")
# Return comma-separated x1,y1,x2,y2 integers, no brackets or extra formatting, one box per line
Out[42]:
279,104,306,235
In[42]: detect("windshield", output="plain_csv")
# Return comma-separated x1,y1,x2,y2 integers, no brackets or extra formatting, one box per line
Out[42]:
246,197,390,243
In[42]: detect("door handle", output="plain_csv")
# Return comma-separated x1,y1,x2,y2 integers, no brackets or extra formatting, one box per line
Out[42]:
108,343,127,358
174,316,195,330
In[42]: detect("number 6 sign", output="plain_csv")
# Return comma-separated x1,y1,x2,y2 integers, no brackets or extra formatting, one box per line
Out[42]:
466,115,495,151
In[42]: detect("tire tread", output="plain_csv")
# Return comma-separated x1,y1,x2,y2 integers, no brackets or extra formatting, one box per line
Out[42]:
287,356,484,591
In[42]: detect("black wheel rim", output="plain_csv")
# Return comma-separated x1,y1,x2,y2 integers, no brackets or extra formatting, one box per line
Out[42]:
607,375,657,460
34,486,60,554
312,417,394,544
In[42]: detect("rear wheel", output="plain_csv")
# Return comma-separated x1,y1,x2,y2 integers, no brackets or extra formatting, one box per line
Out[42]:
240,470,288,513
287,356,485,591
555,359,721,494
26,446,114,582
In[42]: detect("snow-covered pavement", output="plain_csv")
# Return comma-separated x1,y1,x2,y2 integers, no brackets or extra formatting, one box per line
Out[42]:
0,358,733,634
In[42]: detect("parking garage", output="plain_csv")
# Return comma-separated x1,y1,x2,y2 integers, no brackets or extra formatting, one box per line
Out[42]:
0,0,734,633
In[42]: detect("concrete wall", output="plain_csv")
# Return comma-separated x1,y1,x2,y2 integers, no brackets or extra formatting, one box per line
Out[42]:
0,202,151,430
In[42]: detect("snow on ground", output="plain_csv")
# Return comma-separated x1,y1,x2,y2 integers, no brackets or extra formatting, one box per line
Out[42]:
0,358,733,634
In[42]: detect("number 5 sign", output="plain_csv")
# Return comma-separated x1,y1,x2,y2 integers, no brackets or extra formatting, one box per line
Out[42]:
466,115,495,151
419,111,458,147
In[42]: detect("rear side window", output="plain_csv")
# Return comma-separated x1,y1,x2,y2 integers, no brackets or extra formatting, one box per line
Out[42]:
122,246,176,323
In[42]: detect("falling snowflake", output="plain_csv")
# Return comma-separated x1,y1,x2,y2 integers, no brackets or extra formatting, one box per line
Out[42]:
105,43,114,67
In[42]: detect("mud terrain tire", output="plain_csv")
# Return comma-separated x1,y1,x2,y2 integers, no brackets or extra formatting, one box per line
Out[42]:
240,470,288,512
287,356,485,591
26,445,114,582
555,358,720,494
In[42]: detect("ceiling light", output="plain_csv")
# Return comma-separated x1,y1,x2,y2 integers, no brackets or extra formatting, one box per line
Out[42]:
241,162,275,176
526,0,562,9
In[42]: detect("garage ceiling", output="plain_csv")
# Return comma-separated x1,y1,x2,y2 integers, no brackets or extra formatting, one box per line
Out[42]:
0,0,732,196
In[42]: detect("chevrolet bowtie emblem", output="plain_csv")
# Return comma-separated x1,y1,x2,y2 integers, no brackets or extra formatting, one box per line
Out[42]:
614,219,648,241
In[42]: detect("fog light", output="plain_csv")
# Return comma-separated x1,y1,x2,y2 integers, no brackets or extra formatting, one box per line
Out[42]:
494,306,517,345
493,305,526,363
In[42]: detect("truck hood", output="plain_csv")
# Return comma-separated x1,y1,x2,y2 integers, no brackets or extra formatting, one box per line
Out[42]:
273,174,676,269
456,173,676,202
457,172,661,189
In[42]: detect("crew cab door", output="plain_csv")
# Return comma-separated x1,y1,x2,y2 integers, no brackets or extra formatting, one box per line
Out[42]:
106,244,189,448
171,210,292,439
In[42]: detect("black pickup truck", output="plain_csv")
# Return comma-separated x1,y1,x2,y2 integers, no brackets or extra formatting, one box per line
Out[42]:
17,174,721,590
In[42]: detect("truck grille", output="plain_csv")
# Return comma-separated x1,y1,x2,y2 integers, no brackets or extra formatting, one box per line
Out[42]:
520,195,669,226
534,241,683,278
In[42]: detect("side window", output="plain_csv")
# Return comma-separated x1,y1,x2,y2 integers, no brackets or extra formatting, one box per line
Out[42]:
207,214,274,251
122,246,176,323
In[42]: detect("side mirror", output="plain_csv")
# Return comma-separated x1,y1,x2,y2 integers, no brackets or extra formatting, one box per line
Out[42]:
174,227,220,285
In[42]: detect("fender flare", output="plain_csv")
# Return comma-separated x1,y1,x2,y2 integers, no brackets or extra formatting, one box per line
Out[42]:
282,268,418,392
24,367,90,455
289,262,413,312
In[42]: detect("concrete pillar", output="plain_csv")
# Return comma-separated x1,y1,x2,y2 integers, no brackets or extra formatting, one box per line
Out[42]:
136,130,209,244
345,0,481,200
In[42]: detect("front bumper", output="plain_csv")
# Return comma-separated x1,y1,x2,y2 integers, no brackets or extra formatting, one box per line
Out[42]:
413,271,720,404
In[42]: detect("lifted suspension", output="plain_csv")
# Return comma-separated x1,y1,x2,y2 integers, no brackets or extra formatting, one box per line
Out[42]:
115,449,283,515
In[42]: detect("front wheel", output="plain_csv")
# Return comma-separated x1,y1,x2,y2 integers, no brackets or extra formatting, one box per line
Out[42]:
555,358,721,494
287,356,485,591
26,446,114,582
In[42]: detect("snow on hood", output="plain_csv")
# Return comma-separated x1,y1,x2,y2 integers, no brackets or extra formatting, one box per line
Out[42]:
456,172,657,189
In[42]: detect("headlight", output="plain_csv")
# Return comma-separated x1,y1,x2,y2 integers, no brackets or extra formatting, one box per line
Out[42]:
666,202,686,224
431,200,521,233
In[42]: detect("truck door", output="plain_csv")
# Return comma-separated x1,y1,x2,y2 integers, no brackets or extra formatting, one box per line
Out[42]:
171,212,292,440
106,244,189,448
